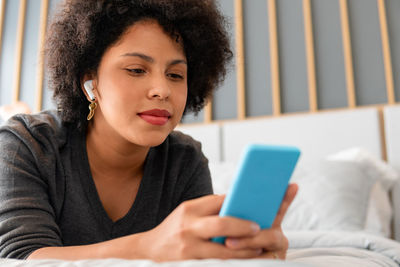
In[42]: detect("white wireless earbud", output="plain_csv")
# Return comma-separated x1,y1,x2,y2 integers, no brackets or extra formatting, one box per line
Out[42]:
84,80,95,101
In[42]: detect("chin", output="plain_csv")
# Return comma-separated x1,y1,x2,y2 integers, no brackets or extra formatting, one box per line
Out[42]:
131,131,170,147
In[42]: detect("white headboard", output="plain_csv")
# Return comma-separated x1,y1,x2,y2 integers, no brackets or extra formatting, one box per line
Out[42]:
221,108,382,164
384,105,400,241
178,107,383,165
384,105,400,172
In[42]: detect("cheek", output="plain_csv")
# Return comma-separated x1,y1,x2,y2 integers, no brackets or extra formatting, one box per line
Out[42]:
176,86,188,112
100,77,140,104
99,89,125,110
98,86,137,121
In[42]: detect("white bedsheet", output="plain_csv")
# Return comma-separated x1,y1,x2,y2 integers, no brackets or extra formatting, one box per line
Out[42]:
287,230,400,266
0,258,310,267
0,231,398,267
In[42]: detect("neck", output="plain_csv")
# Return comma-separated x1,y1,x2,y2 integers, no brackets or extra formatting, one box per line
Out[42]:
85,118,149,181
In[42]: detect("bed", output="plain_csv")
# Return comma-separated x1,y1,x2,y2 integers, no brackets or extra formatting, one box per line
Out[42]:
0,105,399,266
176,105,400,266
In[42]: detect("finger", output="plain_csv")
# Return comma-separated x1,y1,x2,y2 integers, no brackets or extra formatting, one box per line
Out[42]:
224,228,287,252
179,194,226,216
272,183,298,227
195,241,263,260
191,216,260,240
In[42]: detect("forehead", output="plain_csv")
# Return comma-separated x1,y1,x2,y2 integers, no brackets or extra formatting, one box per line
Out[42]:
110,19,185,57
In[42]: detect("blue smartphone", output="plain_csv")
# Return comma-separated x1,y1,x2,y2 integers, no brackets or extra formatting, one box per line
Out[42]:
212,144,301,244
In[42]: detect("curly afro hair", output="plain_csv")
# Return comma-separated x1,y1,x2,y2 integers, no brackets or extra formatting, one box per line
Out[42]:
45,0,233,128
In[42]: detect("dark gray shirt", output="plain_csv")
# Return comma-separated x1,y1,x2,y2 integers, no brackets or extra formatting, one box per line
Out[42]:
0,111,213,259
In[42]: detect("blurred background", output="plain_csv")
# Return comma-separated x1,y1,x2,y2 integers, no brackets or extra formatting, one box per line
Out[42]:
0,0,399,124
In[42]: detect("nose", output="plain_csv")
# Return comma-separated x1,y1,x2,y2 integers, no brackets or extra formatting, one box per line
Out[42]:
147,75,171,101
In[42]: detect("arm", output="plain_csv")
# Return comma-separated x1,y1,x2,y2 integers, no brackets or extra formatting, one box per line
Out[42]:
30,189,299,261
0,130,62,259
29,195,263,261
28,233,147,260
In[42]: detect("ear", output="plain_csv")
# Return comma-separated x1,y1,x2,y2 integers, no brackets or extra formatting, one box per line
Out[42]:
81,74,97,102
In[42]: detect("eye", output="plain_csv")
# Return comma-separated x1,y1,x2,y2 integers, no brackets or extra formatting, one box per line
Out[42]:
126,68,146,75
167,73,184,81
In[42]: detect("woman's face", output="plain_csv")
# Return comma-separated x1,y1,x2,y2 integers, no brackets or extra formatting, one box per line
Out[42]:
89,20,188,147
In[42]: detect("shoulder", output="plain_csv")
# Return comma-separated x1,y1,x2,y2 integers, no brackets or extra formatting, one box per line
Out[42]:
163,131,213,201
167,130,204,157
151,130,208,168
0,110,69,149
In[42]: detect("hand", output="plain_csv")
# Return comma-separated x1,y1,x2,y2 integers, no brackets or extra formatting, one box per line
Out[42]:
224,183,299,259
141,194,265,261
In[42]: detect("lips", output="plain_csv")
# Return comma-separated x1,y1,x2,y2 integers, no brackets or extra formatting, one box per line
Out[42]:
138,109,171,126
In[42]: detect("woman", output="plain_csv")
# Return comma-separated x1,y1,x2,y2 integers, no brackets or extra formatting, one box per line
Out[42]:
0,0,297,261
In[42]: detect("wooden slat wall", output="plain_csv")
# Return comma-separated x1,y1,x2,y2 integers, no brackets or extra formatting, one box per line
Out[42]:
377,0,394,161
234,0,246,120
377,0,395,105
0,0,50,111
303,0,318,112
0,0,5,60
339,0,356,109
268,0,281,116
35,0,49,112
12,0,26,103
203,101,212,123
0,0,398,122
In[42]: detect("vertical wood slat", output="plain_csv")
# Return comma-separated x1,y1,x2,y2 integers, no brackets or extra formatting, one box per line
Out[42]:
268,0,281,116
377,0,395,105
13,0,27,103
303,0,318,112
339,0,356,108
378,107,388,161
234,0,246,120
35,0,49,112
203,100,212,123
0,0,6,58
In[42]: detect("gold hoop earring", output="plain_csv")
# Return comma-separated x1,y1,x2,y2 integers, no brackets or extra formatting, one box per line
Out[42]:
87,101,97,121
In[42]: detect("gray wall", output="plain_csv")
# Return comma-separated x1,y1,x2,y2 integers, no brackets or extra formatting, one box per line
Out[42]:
1,0,399,123
0,0,19,106
0,0,61,110
312,0,347,109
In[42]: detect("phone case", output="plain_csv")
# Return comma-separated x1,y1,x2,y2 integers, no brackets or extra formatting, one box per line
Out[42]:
212,144,301,244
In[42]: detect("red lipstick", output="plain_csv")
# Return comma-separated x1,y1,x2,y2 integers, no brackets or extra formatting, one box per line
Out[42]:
138,109,171,126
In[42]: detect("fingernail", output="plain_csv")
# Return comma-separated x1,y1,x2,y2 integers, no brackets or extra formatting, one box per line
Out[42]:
251,223,260,233
227,238,239,247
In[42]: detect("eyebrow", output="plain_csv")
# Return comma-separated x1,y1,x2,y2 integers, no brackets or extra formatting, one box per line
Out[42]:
121,52,187,66
169,59,187,66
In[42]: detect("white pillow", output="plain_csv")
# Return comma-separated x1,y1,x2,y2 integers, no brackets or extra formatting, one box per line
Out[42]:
283,147,399,237
365,182,392,237
327,147,399,237
282,159,378,231
209,147,399,237
327,147,398,191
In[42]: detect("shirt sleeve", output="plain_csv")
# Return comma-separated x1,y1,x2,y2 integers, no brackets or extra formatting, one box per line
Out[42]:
0,129,62,259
